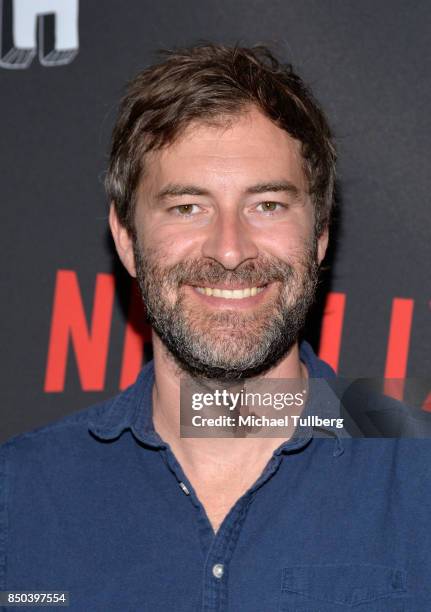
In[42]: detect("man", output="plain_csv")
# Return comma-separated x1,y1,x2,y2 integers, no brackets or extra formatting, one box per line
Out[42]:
1,44,429,611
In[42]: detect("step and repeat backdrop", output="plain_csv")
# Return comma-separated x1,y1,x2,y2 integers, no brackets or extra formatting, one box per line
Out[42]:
1,0,430,443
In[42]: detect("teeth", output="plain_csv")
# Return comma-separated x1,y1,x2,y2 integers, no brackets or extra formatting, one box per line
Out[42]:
195,286,265,299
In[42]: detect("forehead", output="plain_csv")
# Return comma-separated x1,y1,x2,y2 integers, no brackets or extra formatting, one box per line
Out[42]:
141,106,308,194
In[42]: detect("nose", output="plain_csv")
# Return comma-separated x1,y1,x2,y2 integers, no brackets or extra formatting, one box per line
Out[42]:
201,209,259,269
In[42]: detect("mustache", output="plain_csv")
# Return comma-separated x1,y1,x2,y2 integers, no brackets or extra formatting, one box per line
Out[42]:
158,255,311,287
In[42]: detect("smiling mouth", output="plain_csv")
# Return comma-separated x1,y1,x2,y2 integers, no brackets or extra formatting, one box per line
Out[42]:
194,286,267,299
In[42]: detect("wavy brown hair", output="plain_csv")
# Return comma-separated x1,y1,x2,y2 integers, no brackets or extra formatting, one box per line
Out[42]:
105,43,336,238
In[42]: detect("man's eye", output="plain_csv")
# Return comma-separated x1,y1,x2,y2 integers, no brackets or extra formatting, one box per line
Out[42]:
171,204,200,216
256,202,286,213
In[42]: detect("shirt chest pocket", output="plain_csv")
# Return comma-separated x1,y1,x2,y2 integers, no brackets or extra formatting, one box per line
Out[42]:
279,564,407,611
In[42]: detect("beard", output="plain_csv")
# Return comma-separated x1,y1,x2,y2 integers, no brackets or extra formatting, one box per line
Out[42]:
133,239,319,381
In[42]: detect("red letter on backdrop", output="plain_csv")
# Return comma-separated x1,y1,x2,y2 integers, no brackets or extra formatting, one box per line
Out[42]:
318,292,346,373
384,297,414,401
44,270,115,392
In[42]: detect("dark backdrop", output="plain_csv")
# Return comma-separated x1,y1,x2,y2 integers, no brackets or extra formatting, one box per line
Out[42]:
1,0,430,443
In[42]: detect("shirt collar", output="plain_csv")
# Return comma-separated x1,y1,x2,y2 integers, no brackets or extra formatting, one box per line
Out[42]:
88,340,345,456
292,376,347,457
88,360,163,448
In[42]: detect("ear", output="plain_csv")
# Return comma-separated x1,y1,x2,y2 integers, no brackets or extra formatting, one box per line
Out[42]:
317,226,329,265
109,203,137,277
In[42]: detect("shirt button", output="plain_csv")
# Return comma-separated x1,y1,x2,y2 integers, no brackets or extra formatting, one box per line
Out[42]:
212,563,224,579
179,481,190,495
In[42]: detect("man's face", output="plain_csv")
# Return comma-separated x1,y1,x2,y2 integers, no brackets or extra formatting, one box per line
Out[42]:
117,107,328,379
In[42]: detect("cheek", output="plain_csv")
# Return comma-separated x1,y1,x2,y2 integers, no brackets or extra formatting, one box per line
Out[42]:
144,224,204,263
254,220,314,260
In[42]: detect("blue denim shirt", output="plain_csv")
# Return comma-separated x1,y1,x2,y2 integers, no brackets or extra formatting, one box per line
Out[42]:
1,341,430,611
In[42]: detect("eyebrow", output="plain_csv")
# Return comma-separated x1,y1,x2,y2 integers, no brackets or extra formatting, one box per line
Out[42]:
155,184,211,200
155,180,302,200
245,181,301,198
